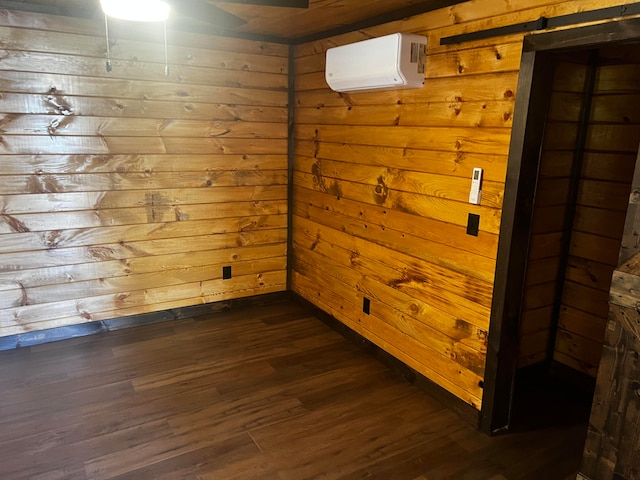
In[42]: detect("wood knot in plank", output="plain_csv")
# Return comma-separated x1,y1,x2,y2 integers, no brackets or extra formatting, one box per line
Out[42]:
27,174,62,194
116,293,130,306
373,176,388,205
174,207,188,221
88,246,117,261
44,88,73,116
449,103,462,116
17,282,28,307
0,212,29,233
337,92,353,107
240,221,258,232
612,303,640,340
310,232,321,251
43,230,63,249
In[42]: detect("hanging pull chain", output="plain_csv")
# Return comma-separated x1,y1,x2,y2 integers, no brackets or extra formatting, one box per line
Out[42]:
164,20,169,76
104,14,112,72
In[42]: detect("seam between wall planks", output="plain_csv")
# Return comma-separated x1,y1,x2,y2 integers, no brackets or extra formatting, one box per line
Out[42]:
286,45,296,290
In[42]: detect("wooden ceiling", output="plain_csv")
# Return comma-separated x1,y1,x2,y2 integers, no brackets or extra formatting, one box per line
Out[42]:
210,0,457,40
0,0,466,42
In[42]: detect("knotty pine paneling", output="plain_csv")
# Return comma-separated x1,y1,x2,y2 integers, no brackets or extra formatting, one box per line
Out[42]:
517,58,585,369
554,46,640,377
292,0,634,409
0,11,288,334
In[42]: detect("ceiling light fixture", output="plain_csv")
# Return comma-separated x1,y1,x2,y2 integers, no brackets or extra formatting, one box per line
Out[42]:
100,0,171,22
100,0,171,76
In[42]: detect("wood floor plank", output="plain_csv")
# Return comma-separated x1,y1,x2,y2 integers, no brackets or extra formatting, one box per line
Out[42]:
0,299,586,480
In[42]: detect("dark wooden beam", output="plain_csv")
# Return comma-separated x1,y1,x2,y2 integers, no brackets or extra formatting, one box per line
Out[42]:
0,0,97,18
293,0,467,45
480,48,556,435
441,3,640,46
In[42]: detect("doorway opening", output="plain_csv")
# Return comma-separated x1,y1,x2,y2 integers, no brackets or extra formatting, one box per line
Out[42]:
481,18,640,434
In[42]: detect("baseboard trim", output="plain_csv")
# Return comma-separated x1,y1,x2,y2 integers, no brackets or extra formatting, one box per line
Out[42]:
0,291,290,352
291,293,481,428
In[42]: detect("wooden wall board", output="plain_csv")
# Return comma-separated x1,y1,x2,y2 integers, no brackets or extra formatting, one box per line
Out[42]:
295,101,515,129
294,171,502,235
2,270,287,337
292,253,486,376
0,230,287,288
0,93,288,123
295,141,509,183
573,206,627,239
0,154,288,175
0,251,287,309
520,306,554,335
580,144,640,479
525,257,562,286
295,156,504,208
292,216,493,328
557,305,608,343
0,201,287,235
0,50,287,90
564,257,616,292
0,9,290,56
290,0,636,410
0,185,287,215
0,26,289,74
0,217,287,259
295,73,520,107
553,48,640,377
0,116,288,139
0,71,288,106
0,13,288,334
294,186,498,259
530,206,568,233
518,124,569,364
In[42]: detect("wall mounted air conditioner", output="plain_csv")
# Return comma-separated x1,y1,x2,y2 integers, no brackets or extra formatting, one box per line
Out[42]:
325,33,427,93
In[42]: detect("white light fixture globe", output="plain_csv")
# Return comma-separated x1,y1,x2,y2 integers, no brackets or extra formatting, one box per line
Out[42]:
100,0,170,22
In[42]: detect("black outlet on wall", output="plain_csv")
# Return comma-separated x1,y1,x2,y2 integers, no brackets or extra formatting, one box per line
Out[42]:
467,213,480,237
222,266,232,279
363,297,371,315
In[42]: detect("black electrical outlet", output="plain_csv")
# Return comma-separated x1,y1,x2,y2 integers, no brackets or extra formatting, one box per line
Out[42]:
363,297,371,315
467,213,480,237
222,265,232,279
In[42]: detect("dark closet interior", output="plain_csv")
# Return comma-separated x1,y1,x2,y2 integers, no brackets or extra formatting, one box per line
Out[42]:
512,44,640,429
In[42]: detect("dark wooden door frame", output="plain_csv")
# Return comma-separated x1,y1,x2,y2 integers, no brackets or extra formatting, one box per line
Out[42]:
480,17,640,435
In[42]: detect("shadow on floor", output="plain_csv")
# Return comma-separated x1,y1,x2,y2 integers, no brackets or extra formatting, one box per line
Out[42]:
509,363,594,432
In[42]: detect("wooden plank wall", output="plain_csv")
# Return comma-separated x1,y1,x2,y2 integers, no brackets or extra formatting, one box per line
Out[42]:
291,0,634,409
0,11,289,336
553,46,640,377
517,57,586,369
580,149,640,480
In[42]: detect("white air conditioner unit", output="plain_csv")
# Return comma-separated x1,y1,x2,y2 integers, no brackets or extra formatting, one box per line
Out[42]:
325,33,427,93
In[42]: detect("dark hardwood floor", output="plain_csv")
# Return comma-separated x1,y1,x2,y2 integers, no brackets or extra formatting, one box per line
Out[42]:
0,299,585,479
